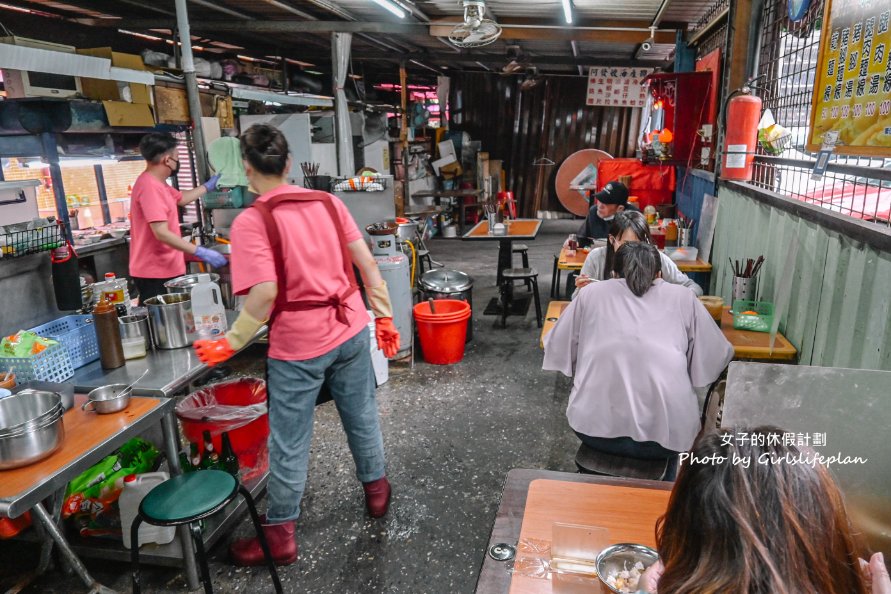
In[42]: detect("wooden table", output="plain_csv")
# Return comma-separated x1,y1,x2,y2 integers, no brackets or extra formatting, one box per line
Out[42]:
539,302,798,361
675,259,712,273
0,395,195,592
475,469,671,594
464,219,543,284
719,307,797,360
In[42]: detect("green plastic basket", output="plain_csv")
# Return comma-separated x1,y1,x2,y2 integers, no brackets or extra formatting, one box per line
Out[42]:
732,300,775,333
203,186,257,209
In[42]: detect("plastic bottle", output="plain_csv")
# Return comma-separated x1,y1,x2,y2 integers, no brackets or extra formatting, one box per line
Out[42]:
100,273,131,314
190,274,228,340
119,472,176,548
81,207,94,229
93,297,125,369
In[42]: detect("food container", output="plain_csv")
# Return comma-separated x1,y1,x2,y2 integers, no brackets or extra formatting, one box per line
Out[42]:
121,337,147,360
15,383,74,412
0,391,64,469
83,384,131,414
166,272,232,310
0,372,15,390
698,296,725,325
395,218,418,243
732,300,775,333
596,543,659,594
145,294,195,349
119,314,153,351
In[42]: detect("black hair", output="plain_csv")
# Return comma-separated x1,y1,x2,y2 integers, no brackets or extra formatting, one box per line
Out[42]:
240,124,289,176
602,210,654,281
139,132,178,163
614,242,661,297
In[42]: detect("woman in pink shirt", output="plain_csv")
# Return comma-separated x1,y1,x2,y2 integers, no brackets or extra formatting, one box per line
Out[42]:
193,124,399,567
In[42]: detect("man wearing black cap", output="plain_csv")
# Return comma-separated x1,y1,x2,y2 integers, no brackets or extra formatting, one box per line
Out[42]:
576,181,637,247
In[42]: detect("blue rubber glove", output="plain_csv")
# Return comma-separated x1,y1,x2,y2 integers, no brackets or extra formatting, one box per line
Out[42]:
194,246,228,269
202,174,222,192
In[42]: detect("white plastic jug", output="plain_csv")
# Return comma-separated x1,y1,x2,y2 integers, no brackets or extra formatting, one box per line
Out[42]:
119,472,176,548
190,273,228,340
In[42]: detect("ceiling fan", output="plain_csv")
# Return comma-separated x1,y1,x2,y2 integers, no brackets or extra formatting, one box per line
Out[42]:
448,0,502,48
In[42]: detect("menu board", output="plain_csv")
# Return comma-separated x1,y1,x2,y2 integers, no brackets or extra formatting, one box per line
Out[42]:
809,0,891,155
586,67,654,108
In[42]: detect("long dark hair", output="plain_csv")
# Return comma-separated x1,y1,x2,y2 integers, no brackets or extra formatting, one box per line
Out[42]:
240,124,289,176
656,427,869,594
613,242,661,297
602,210,654,280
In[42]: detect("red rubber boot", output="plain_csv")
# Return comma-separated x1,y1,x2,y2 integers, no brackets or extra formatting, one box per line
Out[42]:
229,519,297,566
363,476,391,518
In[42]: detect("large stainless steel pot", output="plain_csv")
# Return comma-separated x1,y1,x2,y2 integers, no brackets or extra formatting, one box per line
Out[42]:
166,271,232,310
419,269,474,341
145,293,195,349
0,391,64,469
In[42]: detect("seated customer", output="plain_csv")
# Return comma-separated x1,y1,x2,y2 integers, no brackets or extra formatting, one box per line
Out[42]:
635,426,891,594
543,242,733,478
572,211,702,298
576,181,638,247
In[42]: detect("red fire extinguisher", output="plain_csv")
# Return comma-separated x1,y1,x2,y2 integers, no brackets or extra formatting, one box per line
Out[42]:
721,90,762,181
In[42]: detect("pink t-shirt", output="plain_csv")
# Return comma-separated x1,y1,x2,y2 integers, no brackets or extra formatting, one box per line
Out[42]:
129,171,185,279
230,185,369,361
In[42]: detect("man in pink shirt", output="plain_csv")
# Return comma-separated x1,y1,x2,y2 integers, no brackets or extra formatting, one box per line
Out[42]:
129,132,227,302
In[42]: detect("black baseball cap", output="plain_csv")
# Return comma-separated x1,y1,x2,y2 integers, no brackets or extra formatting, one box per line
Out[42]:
592,181,629,205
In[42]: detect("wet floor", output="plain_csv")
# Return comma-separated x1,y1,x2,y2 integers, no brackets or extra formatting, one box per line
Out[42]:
2,219,582,594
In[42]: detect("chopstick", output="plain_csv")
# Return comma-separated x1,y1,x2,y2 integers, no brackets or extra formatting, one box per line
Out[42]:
2,369,10,382
730,255,766,278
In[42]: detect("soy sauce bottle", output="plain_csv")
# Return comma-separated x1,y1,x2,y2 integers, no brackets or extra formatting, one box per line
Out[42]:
93,297,125,369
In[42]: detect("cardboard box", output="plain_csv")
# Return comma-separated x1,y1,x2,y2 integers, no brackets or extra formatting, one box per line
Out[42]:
77,48,152,104
102,101,154,127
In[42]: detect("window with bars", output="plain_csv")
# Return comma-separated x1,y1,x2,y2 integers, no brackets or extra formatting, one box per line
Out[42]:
751,0,891,225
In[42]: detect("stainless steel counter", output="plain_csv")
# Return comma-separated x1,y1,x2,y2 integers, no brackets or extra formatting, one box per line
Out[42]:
74,236,128,256
71,318,267,398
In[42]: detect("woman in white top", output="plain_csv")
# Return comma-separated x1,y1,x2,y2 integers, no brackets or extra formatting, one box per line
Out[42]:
572,211,702,299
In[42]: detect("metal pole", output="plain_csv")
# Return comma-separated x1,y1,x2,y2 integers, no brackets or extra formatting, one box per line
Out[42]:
94,164,112,225
173,0,209,181
40,133,73,244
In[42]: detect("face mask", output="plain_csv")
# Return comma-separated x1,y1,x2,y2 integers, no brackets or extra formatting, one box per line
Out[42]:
601,214,616,222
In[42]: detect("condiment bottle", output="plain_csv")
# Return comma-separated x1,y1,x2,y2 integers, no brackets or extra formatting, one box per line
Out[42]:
93,297,125,369
665,220,678,246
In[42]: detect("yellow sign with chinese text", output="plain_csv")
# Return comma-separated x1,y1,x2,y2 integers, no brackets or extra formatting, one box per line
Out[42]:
809,0,891,155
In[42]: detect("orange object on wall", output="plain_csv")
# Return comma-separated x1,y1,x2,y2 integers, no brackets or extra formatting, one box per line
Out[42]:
596,159,676,210
721,93,762,181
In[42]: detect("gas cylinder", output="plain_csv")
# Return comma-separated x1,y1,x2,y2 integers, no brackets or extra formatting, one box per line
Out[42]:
721,91,762,181
368,230,412,360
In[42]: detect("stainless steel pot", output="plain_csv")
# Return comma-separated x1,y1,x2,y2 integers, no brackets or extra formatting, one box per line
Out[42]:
396,219,418,244
145,293,194,349
0,391,64,469
419,269,474,341
119,314,153,351
166,271,232,310
83,384,131,414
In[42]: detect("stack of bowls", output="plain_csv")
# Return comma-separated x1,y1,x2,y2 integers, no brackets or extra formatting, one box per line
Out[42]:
0,391,65,469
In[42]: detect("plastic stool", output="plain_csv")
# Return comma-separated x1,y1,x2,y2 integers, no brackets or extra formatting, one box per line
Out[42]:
131,470,282,594
499,268,542,328
512,244,532,290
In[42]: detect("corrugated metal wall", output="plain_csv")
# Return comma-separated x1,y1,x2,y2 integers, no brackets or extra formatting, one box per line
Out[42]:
710,184,891,370
450,73,641,216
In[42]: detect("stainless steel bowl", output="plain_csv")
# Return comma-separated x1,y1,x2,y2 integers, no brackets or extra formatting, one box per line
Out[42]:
0,393,65,469
0,390,63,435
596,543,659,594
83,384,132,414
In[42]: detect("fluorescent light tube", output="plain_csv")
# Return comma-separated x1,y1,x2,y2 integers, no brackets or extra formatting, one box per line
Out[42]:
369,0,405,18
562,0,573,24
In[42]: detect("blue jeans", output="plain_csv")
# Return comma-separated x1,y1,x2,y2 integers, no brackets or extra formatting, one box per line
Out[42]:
265,329,386,523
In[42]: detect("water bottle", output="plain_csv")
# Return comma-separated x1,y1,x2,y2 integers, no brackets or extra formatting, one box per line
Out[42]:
191,274,228,340
119,472,176,548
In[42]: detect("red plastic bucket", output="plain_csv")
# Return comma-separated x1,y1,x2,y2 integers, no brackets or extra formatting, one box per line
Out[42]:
177,378,269,481
413,300,472,364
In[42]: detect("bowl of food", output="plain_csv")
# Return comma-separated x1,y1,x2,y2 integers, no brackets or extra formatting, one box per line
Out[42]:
596,543,659,593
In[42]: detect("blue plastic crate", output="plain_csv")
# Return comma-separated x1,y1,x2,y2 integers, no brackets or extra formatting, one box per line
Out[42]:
0,343,74,383
29,315,99,369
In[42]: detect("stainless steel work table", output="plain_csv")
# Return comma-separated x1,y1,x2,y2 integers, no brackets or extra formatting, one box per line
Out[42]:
0,395,195,593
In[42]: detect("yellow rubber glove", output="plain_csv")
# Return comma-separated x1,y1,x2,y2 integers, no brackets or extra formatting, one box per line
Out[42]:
366,281,393,319
225,309,266,351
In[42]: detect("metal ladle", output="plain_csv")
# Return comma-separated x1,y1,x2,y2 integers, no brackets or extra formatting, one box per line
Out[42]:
118,369,148,398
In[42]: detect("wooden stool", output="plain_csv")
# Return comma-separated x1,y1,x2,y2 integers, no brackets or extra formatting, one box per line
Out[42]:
574,443,672,481
550,254,561,298
131,470,282,594
499,268,542,328
512,244,532,290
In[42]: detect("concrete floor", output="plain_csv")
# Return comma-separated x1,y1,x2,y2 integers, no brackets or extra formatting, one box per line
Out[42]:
2,219,583,594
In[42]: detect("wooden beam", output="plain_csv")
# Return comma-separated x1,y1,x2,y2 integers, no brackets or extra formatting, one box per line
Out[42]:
726,0,754,90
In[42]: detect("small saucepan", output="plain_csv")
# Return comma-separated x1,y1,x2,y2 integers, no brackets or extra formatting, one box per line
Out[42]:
83,384,131,414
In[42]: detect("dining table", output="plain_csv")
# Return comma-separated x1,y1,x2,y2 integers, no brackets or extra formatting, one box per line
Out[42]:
475,469,671,594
